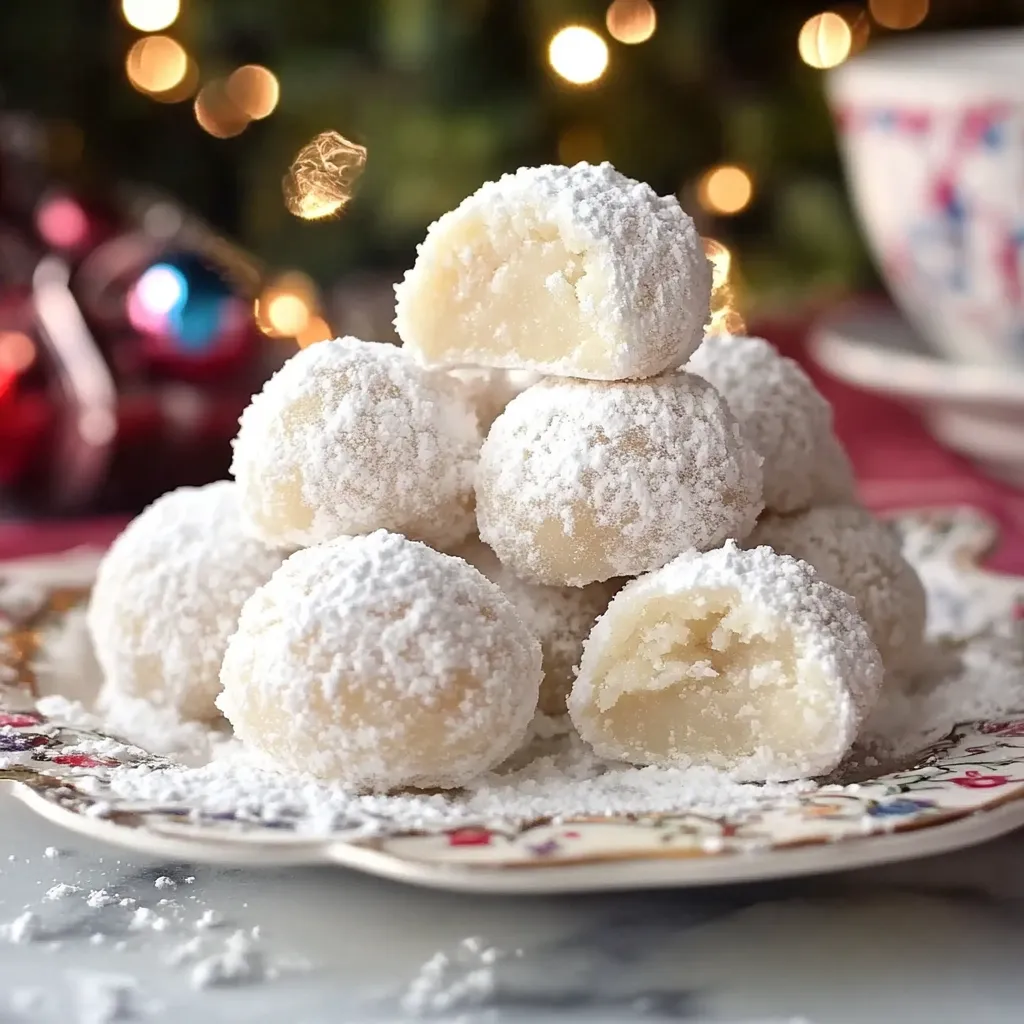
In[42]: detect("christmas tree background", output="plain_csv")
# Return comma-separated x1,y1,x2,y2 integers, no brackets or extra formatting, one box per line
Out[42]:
2,0,1023,320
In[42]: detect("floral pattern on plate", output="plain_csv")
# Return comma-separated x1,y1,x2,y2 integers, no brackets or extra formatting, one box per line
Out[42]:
1,506,1023,880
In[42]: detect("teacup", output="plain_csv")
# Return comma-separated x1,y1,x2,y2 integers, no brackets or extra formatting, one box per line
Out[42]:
827,29,1024,367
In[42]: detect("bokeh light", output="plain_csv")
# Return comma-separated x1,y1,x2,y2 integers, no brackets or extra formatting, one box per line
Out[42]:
194,79,250,138
698,165,754,216
0,330,36,400
548,26,609,85
121,0,180,33
148,55,198,104
36,196,89,249
130,254,243,358
605,0,657,45
834,4,872,55
798,13,852,69
256,273,320,338
703,238,746,336
128,262,189,335
136,264,188,316
0,332,37,375
283,131,367,220
265,295,310,337
226,65,280,121
869,0,929,30
125,35,189,95
295,315,334,348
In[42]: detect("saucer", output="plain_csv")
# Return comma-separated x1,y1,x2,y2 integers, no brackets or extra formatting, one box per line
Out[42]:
809,304,1024,487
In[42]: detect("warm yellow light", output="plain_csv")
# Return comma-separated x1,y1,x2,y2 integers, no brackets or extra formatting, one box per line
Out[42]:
226,65,280,121
255,273,320,338
194,80,250,138
265,294,310,337
150,55,198,103
698,165,754,216
798,13,853,69
703,238,746,336
283,131,367,221
0,331,37,374
295,316,334,348
548,26,609,85
869,0,929,30
834,3,872,55
605,0,657,44
121,0,180,33
125,36,188,96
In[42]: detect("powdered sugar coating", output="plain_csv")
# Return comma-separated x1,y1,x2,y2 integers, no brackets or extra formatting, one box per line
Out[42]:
230,337,481,550
87,482,288,721
747,505,927,675
453,538,618,714
395,162,712,380
569,542,883,781
687,334,856,513
476,372,763,586
217,530,542,791
448,368,542,432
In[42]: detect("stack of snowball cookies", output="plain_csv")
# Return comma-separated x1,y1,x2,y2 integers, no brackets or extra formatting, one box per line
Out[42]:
88,162,926,792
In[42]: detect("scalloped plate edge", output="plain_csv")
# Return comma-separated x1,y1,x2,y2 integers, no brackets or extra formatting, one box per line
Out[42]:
10,777,1024,893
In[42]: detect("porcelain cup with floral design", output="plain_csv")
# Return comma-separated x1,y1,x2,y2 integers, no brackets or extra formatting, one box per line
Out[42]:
827,30,1024,367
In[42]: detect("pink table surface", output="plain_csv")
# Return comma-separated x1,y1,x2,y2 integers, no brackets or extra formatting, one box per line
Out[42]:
1,317,1023,573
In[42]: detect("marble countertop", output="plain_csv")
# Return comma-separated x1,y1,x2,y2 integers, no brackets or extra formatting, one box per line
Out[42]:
3,793,1024,1023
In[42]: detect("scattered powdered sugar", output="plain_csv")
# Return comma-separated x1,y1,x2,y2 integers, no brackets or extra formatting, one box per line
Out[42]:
86,890,119,909
68,971,143,1024
399,937,520,1017
81,720,815,838
476,373,763,586
688,333,855,514
45,882,82,901
36,692,231,766
189,930,265,990
862,629,1024,758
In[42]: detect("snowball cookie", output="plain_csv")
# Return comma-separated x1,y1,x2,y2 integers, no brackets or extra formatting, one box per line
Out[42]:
231,337,481,551
448,367,542,432
394,162,712,381
87,482,289,722
687,334,856,514
217,530,542,791
746,505,927,675
569,542,883,781
476,372,763,587
454,538,617,714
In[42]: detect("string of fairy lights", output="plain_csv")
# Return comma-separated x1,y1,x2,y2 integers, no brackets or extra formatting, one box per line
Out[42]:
115,0,932,346
121,0,279,137
546,0,931,327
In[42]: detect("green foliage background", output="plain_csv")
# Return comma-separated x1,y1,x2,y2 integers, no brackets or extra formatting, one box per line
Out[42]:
2,0,1022,310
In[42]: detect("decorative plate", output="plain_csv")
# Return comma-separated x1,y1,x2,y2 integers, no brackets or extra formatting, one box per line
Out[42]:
3,508,1024,894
